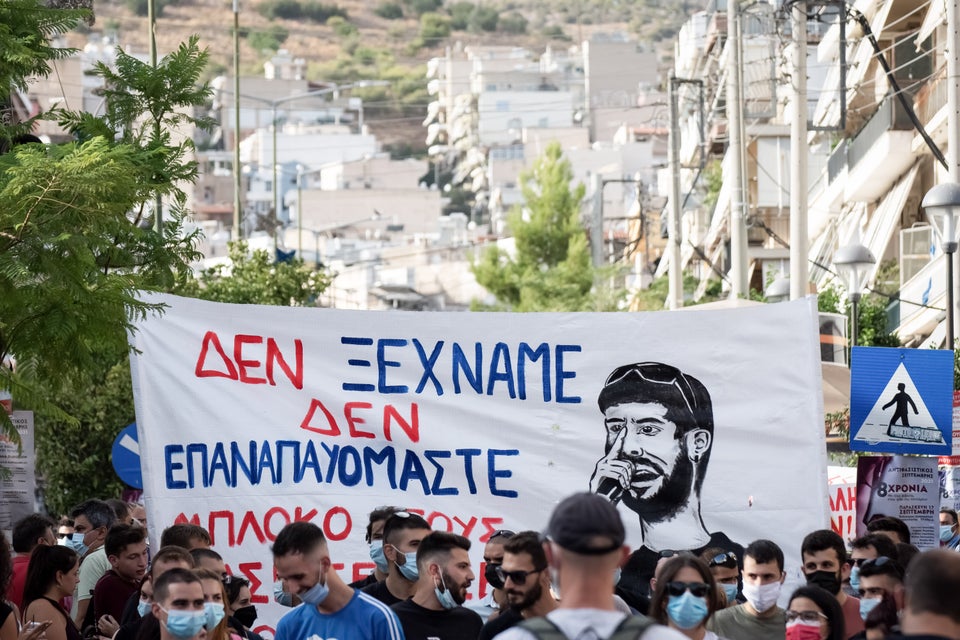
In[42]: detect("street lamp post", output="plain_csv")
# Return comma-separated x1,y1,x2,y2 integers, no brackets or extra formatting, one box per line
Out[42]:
922,182,960,349
834,242,876,351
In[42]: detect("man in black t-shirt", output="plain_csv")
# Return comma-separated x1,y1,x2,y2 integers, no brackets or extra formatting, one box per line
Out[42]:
363,512,431,606
478,532,557,640
391,532,482,640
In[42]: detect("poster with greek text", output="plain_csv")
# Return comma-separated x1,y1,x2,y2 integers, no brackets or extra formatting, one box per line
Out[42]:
828,466,857,544
856,455,939,550
129,293,829,636
0,411,37,530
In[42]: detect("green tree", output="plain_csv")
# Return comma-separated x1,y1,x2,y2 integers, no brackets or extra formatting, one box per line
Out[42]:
419,12,452,41
472,143,618,311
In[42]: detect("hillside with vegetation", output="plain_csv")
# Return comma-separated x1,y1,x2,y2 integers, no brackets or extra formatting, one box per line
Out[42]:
76,0,693,154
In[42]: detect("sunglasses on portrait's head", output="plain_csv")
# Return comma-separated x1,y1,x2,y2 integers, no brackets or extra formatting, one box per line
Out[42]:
494,566,545,586
665,581,711,598
602,363,698,417
708,551,738,568
489,529,516,542
785,610,827,624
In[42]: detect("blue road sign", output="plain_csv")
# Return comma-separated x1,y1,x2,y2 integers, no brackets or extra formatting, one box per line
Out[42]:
850,346,953,455
112,423,143,489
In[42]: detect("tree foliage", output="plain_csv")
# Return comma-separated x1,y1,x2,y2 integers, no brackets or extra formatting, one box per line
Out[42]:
472,142,620,311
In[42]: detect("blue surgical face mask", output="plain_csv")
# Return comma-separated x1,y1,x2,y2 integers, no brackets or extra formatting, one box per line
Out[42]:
940,524,956,542
160,607,206,639
370,540,388,573
299,578,329,607
203,602,224,629
613,568,621,586
64,532,88,557
721,582,739,603
859,596,881,620
434,573,458,610
666,592,709,629
394,549,419,581
137,599,151,618
849,565,861,592
273,581,293,607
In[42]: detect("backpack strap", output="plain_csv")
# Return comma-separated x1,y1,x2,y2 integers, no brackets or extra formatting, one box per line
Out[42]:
608,615,656,640
517,617,568,640
518,615,656,640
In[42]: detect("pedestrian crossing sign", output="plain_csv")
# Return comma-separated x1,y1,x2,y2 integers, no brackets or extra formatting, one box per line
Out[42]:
850,346,953,455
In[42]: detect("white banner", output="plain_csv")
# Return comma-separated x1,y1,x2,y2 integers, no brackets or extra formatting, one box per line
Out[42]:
129,294,829,636
0,410,37,530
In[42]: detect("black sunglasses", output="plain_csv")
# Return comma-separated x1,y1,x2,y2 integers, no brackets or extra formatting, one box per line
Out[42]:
495,566,545,586
708,552,738,568
489,529,516,541
666,581,711,598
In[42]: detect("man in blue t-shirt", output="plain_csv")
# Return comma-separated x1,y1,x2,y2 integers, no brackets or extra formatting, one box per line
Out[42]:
272,521,405,640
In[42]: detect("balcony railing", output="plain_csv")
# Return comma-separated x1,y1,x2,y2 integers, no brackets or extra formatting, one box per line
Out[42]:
847,96,913,170
828,139,847,184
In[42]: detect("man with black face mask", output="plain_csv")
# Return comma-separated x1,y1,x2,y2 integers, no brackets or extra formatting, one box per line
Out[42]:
477,530,513,620
800,529,863,638
589,362,742,604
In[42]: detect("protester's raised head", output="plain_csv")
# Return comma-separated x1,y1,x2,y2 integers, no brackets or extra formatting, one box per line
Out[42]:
546,492,625,555
381,511,431,547
416,531,470,572
271,521,326,558
12,513,56,554
800,529,847,565
744,539,784,573
866,516,910,544
160,523,211,550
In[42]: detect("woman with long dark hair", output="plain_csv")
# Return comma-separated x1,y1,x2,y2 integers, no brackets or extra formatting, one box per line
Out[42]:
21,546,81,640
649,554,725,640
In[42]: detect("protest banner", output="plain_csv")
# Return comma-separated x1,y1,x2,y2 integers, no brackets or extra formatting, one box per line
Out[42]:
856,455,939,550
129,293,828,635
828,466,857,544
0,411,37,530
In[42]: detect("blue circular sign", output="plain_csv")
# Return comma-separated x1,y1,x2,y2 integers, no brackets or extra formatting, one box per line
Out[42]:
111,423,143,489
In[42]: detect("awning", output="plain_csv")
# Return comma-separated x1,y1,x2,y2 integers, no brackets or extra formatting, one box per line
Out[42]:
916,0,945,50
859,162,918,283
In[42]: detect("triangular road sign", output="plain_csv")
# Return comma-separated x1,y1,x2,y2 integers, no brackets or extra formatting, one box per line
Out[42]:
852,362,944,446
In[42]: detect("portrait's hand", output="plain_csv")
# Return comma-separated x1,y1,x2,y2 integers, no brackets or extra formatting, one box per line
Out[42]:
589,427,632,501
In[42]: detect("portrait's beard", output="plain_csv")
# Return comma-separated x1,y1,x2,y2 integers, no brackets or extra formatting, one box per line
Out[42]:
620,448,697,523
507,580,542,611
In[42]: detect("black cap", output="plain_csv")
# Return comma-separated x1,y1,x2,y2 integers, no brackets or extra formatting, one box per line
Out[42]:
546,493,625,555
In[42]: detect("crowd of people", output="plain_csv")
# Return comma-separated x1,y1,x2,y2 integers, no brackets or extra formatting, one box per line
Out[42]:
2,495,959,640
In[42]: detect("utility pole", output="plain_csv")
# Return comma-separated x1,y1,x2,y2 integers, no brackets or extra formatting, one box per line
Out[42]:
728,0,749,298
233,0,242,239
947,0,960,342
667,74,684,309
789,0,809,300
590,173,603,267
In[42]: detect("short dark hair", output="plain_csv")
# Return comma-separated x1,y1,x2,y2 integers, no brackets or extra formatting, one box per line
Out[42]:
153,567,201,606
12,514,55,554
416,531,470,571
190,548,223,565
22,545,79,607
867,516,911,544
272,521,325,557
859,556,904,583
382,512,431,547
903,550,960,623
650,554,721,624
895,543,920,572
800,530,847,566
365,506,403,543
106,499,131,523
940,508,959,526
105,524,147,558
744,539,784,573
69,499,117,530
503,531,547,568
788,586,846,640
150,546,195,578
850,534,898,562
160,524,211,549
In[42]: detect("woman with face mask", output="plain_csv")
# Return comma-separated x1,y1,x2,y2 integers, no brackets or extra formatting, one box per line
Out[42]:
194,570,234,640
649,555,727,640
784,586,845,640
222,577,264,640
21,547,81,640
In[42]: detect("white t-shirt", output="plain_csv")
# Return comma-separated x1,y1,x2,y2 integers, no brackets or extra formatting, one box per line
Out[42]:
493,608,688,640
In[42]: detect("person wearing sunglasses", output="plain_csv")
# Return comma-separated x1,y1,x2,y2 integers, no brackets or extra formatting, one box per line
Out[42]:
784,586,845,640
475,529,514,622
649,554,723,640
699,549,739,608
589,362,742,604
362,512,432,607
478,532,557,640
846,534,897,598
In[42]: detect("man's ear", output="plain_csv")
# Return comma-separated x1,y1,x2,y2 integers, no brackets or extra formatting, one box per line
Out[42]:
383,543,397,563
685,429,711,461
